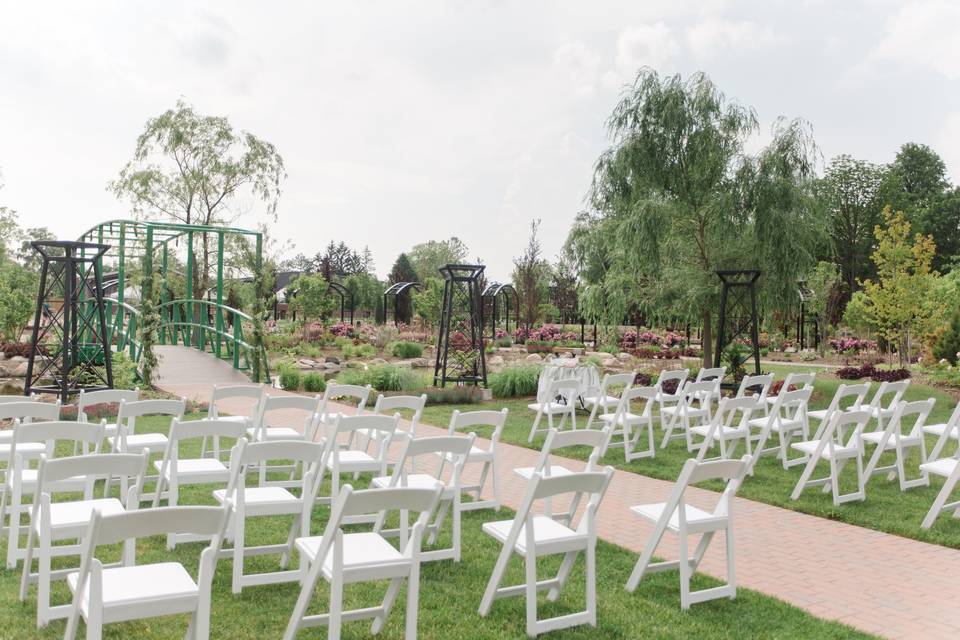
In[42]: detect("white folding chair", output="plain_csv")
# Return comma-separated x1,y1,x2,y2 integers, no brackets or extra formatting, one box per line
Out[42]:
0,401,62,536
249,394,322,487
443,409,508,511
861,398,934,491
747,387,812,471
861,379,911,435
527,378,580,442
659,380,716,450
654,368,690,427
63,505,229,640
285,485,441,640
763,372,815,415
924,401,960,461
600,386,657,460
153,418,248,548
316,414,400,518
372,433,475,562
691,396,759,462
19,452,147,627
626,456,751,609
920,417,960,529
479,467,614,636
790,409,871,506
0,398,60,444
734,373,773,403
806,383,869,440
692,366,726,405
77,388,139,447
203,384,262,460
583,372,634,429
514,428,608,526
112,398,185,455
316,382,372,426
214,438,325,593
355,393,427,451
2,420,104,569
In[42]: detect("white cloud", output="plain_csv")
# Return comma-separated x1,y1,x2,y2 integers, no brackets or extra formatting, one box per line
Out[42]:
686,19,786,59
940,113,960,184
605,22,679,87
869,0,960,78
553,41,601,97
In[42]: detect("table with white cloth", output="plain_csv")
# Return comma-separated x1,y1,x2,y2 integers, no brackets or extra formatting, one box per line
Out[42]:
535,360,601,407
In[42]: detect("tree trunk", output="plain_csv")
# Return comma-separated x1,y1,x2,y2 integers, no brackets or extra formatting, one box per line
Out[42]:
701,310,712,367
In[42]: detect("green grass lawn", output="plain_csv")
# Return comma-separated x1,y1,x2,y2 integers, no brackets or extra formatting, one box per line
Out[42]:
421,363,960,549
0,413,869,639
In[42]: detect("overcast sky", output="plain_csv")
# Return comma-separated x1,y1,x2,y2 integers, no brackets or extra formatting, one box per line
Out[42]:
1,0,959,282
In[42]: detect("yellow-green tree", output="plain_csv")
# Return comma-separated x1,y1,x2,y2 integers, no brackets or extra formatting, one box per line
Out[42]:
860,207,943,367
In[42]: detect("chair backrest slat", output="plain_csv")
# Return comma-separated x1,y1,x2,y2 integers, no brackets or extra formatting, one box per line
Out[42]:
169,418,248,442
0,401,60,422
531,469,613,500
91,506,228,546
77,389,139,413
40,452,148,485
340,485,441,517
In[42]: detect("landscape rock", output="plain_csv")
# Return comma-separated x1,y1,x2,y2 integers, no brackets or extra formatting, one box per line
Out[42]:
409,358,432,368
10,360,28,377
297,358,319,369
370,358,388,366
617,352,632,362
525,354,542,363
325,356,340,365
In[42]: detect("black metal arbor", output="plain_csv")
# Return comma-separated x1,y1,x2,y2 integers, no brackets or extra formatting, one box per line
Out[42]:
714,269,762,377
383,282,421,326
328,281,354,325
796,280,819,350
25,241,113,402
481,283,519,340
434,264,487,387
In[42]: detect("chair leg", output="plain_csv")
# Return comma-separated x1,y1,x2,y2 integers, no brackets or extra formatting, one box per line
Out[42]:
329,573,343,640
372,576,403,634
922,472,960,529
406,565,421,639
548,550,578,602
231,516,244,594
6,485,21,569
525,548,538,637
790,454,819,501
479,546,512,616
586,541,597,626
491,458,502,511
528,411,543,443
678,531,691,610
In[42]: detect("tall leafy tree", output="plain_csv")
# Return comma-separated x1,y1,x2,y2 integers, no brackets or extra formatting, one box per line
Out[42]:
408,237,468,279
387,253,419,323
815,155,885,295
569,70,821,364
878,143,960,271
511,219,551,328
110,99,286,298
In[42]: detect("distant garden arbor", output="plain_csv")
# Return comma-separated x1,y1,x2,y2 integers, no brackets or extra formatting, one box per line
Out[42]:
481,282,519,340
383,281,422,326
74,219,270,382
434,264,487,387
796,280,819,350
714,269,762,379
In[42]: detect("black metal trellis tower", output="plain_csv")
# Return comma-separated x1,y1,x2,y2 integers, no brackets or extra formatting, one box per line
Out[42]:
25,241,113,402
434,264,487,387
714,269,761,377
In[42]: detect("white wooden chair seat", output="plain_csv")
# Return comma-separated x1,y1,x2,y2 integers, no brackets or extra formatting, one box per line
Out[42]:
582,394,617,408
67,562,199,619
483,515,585,555
747,415,803,433
806,408,830,421
689,423,747,439
214,486,300,515
859,430,923,447
371,473,450,496
924,422,958,439
630,502,721,533
38,499,125,539
0,442,45,458
154,458,229,482
526,401,570,413
441,446,490,462
792,439,859,460
920,458,957,477
513,465,575,480
122,433,168,453
296,532,411,582
246,425,303,441
325,449,378,472
599,411,644,426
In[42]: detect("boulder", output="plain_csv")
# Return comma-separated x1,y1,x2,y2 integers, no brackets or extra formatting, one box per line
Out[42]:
585,351,605,359
525,354,542,363
488,355,505,367
370,358,388,366
617,352,633,362
325,355,340,365
409,357,432,368
345,360,364,369
9,360,28,377
297,358,319,369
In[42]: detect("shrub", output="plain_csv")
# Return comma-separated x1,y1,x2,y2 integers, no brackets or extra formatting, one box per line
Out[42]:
392,341,424,359
829,336,877,355
423,385,484,404
633,372,653,386
934,312,960,365
494,337,513,348
329,322,355,338
341,343,376,359
369,365,423,392
490,366,541,398
584,355,604,367
658,376,680,395
0,342,31,358
303,372,326,392
836,366,864,380
662,332,685,348
279,367,302,390
598,345,618,355
619,330,638,350
871,368,911,382
110,352,138,390
768,380,797,396
800,350,818,362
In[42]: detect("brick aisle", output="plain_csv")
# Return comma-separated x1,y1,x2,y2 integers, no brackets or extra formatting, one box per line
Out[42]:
161,382,960,640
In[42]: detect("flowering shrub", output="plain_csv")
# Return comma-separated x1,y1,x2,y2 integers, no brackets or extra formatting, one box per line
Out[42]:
663,332,685,348
633,372,653,386
829,337,877,354
768,381,797,396
305,322,324,340
495,328,508,339
870,368,910,382
513,327,531,344
619,330,638,350
329,322,354,338
638,331,660,346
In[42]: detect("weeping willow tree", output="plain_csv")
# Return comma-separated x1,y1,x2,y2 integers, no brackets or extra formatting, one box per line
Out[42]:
566,70,824,365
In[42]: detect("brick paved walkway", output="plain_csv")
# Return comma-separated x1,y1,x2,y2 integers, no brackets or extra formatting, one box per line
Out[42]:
160,378,960,640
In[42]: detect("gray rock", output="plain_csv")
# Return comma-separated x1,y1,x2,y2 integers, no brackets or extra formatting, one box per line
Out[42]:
409,358,432,368
525,354,542,363
10,360,29,377
488,355,505,367
325,356,340,365
370,358,388,366
617,352,633,362
297,359,319,369
585,351,605,359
